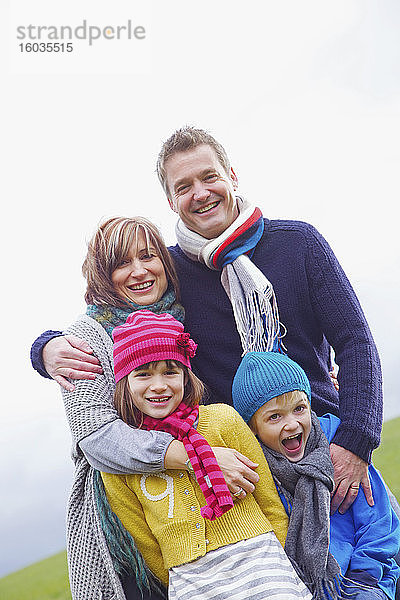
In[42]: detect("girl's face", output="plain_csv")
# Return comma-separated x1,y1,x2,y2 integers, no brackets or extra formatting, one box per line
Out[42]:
249,391,311,462
127,361,185,419
111,230,168,305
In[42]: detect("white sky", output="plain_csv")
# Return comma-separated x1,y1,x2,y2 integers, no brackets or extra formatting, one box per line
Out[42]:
1,0,399,577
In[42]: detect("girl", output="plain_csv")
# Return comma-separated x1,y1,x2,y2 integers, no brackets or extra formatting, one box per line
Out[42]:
102,309,313,600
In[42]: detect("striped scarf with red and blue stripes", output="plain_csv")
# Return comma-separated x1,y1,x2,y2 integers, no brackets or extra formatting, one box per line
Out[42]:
175,197,284,353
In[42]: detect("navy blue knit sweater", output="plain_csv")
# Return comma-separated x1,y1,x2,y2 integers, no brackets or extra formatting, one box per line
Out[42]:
30,220,382,462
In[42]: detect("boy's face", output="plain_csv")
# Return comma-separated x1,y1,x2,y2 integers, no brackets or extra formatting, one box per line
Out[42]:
249,391,311,462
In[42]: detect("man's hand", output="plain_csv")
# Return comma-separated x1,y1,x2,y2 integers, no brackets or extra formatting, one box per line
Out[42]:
212,447,259,497
42,335,103,392
330,443,374,514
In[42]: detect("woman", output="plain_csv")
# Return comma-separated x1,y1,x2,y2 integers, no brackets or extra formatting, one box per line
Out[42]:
58,217,258,600
63,217,180,600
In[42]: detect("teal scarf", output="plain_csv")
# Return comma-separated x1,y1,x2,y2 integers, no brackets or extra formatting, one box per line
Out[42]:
86,286,185,337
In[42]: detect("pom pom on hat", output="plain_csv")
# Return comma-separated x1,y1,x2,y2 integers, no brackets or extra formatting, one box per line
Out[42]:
232,352,311,424
112,310,197,383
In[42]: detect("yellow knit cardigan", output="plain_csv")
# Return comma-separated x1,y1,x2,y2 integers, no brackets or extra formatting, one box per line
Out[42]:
101,404,289,586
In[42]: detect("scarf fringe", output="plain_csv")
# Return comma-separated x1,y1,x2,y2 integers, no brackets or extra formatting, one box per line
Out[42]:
290,556,342,600
221,254,283,354
232,287,281,354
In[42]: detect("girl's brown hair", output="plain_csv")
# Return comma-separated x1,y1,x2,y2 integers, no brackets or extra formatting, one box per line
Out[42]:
114,360,205,427
82,216,180,309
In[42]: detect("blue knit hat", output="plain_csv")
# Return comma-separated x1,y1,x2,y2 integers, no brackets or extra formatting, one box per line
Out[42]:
232,352,311,424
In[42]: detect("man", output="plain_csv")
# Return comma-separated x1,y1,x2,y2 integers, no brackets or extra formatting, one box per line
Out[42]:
32,126,381,515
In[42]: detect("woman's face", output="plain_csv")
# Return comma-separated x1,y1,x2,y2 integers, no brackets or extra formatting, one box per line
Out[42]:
111,230,168,305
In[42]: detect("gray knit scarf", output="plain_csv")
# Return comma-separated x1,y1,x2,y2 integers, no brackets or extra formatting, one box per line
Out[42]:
261,412,341,600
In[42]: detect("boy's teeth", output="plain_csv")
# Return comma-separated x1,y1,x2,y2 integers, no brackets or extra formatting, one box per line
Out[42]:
282,433,302,450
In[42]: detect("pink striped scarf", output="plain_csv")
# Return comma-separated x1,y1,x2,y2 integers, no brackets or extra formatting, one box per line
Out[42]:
142,402,233,520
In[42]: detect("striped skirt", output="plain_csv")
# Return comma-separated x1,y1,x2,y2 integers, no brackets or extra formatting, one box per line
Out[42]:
168,532,312,600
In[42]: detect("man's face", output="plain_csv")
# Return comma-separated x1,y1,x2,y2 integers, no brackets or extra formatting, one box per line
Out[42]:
165,144,239,239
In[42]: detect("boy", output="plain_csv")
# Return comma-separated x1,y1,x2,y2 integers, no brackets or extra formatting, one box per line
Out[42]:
233,352,400,600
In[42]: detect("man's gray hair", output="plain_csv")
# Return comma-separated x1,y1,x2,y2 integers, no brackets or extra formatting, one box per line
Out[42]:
156,126,231,196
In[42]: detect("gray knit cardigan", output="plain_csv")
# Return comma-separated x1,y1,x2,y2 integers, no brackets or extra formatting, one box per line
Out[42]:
61,315,126,599
61,315,170,600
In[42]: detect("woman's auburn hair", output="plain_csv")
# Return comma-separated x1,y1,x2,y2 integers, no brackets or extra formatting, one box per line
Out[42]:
82,216,180,308
114,361,205,427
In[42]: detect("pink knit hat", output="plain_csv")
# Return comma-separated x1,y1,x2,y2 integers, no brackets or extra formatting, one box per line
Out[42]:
112,310,198,383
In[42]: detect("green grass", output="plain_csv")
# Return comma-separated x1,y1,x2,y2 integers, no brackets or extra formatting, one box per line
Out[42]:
0,551,71,600
1,418,398,599
373,417,400,500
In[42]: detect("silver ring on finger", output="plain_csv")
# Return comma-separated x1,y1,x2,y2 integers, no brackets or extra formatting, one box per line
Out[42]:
233,487,244,498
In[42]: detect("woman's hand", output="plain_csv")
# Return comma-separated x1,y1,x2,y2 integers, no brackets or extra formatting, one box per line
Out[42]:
164,442,259,496
42,335,103,391
212,447,259,496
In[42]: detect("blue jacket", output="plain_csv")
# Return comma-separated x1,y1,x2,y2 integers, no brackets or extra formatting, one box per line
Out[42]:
276,414,400,599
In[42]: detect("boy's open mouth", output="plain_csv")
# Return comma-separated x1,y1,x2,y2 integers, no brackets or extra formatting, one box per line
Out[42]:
281,433,302,451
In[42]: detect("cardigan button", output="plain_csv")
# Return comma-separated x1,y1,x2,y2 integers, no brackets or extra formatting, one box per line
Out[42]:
195,523,201,529
184,489,189,495
205,539,209,545
179,473,184,478
190,505,196,511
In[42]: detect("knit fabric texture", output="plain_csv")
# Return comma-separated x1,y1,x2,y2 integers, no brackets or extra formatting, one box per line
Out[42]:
168,219,383,463
260,413,341,600
31,219,383,461
232,351,311,424
86,285,185,337
112,310,197,383
101,404,290,586
142,402,233,520
175,197,282,354
61,315,170,600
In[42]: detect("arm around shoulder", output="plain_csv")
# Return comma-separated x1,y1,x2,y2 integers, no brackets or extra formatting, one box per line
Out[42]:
30,330,63,378
61,316,174,475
